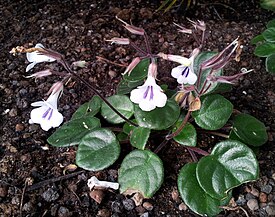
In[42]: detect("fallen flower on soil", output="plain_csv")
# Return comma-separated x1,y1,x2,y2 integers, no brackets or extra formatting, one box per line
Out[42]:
87,176,119,190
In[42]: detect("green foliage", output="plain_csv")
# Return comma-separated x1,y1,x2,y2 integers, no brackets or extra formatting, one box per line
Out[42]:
260,0,275,11
172,121,197,147
156,0,192,13
192,94,233,130
178,140,259,216
253,19,275,73
118,150,164,198
130,127,151,149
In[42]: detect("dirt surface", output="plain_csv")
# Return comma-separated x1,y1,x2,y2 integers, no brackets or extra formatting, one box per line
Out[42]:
1,0,275,216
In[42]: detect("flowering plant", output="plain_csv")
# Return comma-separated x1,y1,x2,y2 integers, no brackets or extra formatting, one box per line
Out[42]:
11,18,268,216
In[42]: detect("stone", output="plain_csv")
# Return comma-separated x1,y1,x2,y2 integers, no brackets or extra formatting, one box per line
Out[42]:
178,202,188,211
259,192,267,203
140,212,149,217
122,198,135,211
42,188,59,202
111,201,122,213
143,202,153,211
97,208,111,217
58,206,71,217
266,202,275,216
260,185,272,194
247,199,259,211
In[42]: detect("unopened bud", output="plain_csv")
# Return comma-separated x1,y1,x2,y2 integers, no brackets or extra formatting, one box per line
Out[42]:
148,61,158,78
173,22,192,34
72,61,87,68
106,37,130,45
123,57,141,75
158,53,191,66
116,16,145,36
47,81,64,96
188,19,206,31
25,69,52,79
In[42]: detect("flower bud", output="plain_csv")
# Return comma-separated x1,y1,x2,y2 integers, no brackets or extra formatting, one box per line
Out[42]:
47,81,64,96
25,69,52,79
106,37,130,45
116,16,145,35
123,57,141,75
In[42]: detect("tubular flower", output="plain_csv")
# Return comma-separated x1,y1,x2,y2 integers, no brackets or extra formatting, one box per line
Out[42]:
26,43,56,72
171,48,200,85
29,86,63,131
130,76,167,111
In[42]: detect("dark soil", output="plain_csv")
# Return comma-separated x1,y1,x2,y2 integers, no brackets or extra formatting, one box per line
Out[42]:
1,0,275,217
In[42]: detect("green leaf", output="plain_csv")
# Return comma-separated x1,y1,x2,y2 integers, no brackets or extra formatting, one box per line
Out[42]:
130,127,151,150
232,114,268,146
116,79,143,95
266,53,275,73
267,19,275,28
123,58,150,82
263,27,275,42
261,0,275,11
172,121,197,147
192,94,233,130
178,163,230,216
118,150,164,198
47,117,101,147
251,34,265,45
76,128,120,171
254,42,275,57
123,121,137,134
117,132,128,142
71,96,102,120
134,99,180,130
193,52,222,94
196,140,259,200
101,95,134,124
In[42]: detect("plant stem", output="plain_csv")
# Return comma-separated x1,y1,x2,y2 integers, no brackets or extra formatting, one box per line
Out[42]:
198,130,229,138
166,110,192,140
130,42,147,55
185,146,209,156
60,57,138,127
154,139,169,154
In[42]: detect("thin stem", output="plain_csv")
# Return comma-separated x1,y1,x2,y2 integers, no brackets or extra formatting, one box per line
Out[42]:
143,32,152,55
198,130,229,138
186,148,198,162
130,42,147,55
166,110,192,140
185,146,209,156
96,56,127,67
196,65,203,90
60,57,138,127
154,139,169,154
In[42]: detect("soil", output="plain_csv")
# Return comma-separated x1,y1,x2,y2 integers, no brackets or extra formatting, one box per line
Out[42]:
1,0,275,217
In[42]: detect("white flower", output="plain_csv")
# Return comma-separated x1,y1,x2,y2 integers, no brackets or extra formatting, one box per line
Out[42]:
29,88,63,131
171,49,200,85
171,64,197,85
26,43,56,72
130,76,167,111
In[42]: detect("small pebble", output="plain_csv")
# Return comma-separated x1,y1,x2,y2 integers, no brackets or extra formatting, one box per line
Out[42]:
143,202,153,211
51,204,59,216
89,189,105,204
245,192,256,200
171,188,180,203
259,192,267,203
178,202,188,211
42,188,59,202
250,187,259,197
97,208,111,217
266,202,275,216
9,108,17,117
111,201,122,213
261,185,272,194
135,205,146,215
236,194,246,206
122,198,135,211
22,202,33,212
140,212,149,217
0,185,8,197
58,206,71,217
247,199,259,211
15,123,24,131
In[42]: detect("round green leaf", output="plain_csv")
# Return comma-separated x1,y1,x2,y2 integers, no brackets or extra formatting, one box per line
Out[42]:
196,140,259,200
251,34,265,45
267,19,275,28
123,121,137,134
76,128,120,171
266,53,275,73
118,150,164,198
178,163,230,216
192,94,233,130
123,58,150,82
130,127,151,150
172,121,197,147
232,114,268,146
193,52,222,94
262,27,275,42
101,95,134,124
254,42,275,57
47,117,101,147
117,79,143,95
71,95,102,120
134,99,180,130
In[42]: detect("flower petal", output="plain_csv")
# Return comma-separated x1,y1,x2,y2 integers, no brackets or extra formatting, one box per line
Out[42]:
187,72,198,84
171,65,185,79
30,106,49,124
26,62,36,72
153,90,167,108
130,88,146,104
139,100,156,111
